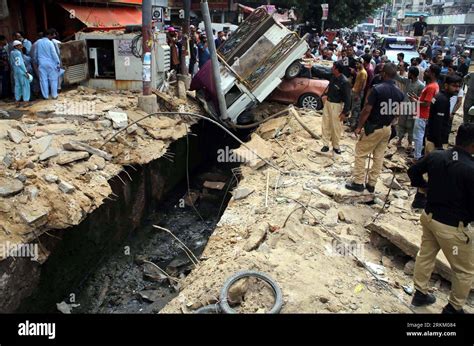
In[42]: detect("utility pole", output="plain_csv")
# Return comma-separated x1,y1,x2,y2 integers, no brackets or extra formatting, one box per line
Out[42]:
201,0,228,120
138,0,158,113
142,0,152,96
381,4,386,34
180,0,191,76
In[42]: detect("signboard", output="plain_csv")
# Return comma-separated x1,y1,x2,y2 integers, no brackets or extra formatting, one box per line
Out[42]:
152,6,164,22
117,39,133,56
321,3,329,21
163,7,171,21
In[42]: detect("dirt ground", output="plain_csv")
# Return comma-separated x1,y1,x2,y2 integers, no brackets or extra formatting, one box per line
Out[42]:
161,104,474,314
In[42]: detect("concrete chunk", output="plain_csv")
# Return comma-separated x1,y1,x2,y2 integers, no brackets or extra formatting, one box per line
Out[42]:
39,147,60,161
232,133,273,169
366,216,474,289
43,174,59,183
7,129,25,144
203,181,226,191
19,207,49,225
318,183,374,204
233,187,254,200
30,135,53,154
63,141,112,161
56,151,90,165
58,181,75,194
244,224,268,252
89,155,106,170
0,177,24,197
106,111,128,129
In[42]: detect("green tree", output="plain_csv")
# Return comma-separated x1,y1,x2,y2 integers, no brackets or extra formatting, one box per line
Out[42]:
271,0,389,28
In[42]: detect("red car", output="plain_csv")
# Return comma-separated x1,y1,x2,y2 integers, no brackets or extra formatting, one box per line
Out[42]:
270,76,329,110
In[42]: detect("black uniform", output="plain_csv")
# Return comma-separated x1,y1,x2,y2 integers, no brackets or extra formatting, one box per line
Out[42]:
322,73,352,114
408,147,474,227
366,80,405,126
413,21,427,36
426,90,452,148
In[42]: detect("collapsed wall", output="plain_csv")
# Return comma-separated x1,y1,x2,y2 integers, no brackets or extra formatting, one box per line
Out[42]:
0,88,202,312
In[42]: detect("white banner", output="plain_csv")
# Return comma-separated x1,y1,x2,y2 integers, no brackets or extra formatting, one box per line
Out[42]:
321,3,329,21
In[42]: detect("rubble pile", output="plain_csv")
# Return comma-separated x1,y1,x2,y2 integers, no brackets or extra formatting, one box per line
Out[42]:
0,87,200,263
162,107,472,314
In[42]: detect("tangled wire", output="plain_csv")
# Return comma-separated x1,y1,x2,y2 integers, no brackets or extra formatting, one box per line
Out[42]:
131,33,143,59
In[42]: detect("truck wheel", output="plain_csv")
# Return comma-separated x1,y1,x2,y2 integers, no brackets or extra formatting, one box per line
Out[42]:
237,111,255,125
299,93,322,110
285,61,301,79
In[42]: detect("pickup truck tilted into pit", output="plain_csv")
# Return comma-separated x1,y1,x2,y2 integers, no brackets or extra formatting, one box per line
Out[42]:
191,7,309,124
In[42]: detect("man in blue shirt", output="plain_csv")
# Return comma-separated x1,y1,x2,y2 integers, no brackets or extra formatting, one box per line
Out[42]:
9,40,30,104
34,29,60,99
198,35,210,69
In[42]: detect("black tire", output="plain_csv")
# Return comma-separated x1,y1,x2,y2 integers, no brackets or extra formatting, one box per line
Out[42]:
298,93,322,110
194,304,221,314
285,61,302,79
219,271,283,314
237,110,255,125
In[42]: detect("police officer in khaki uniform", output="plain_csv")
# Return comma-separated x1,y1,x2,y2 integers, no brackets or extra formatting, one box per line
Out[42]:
320,61,352,155
408,123,474,314
346,63,404,193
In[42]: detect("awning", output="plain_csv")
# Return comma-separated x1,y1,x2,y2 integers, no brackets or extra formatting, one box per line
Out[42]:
404,12,430,18
59,3,142,28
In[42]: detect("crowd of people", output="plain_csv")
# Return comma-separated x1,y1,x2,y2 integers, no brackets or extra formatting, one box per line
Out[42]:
0,24,233,105
315,30,473,314
0,28,63,106
165,25,230,76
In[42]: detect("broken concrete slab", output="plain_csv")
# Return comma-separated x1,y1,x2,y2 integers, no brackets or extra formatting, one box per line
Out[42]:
35,124,77,136
43,174,59,184
58,181,75,194
88,155,106,170
7,129,25,144
203,181,226,191
30,135,53,154
39,147,60,161
233,133,274,169
244,224,268,252
318,183,374,204
19,207,49,225
56,151,90,165
257,117,288,140
0,177,24,197
366,216,473,288
233,187,254,200
106,111,128,129
63,141,112,161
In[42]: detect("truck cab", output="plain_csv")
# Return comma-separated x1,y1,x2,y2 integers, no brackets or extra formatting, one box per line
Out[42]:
191,7,309,124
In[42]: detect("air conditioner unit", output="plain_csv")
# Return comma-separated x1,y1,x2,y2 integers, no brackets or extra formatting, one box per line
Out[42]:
157,44,171,72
